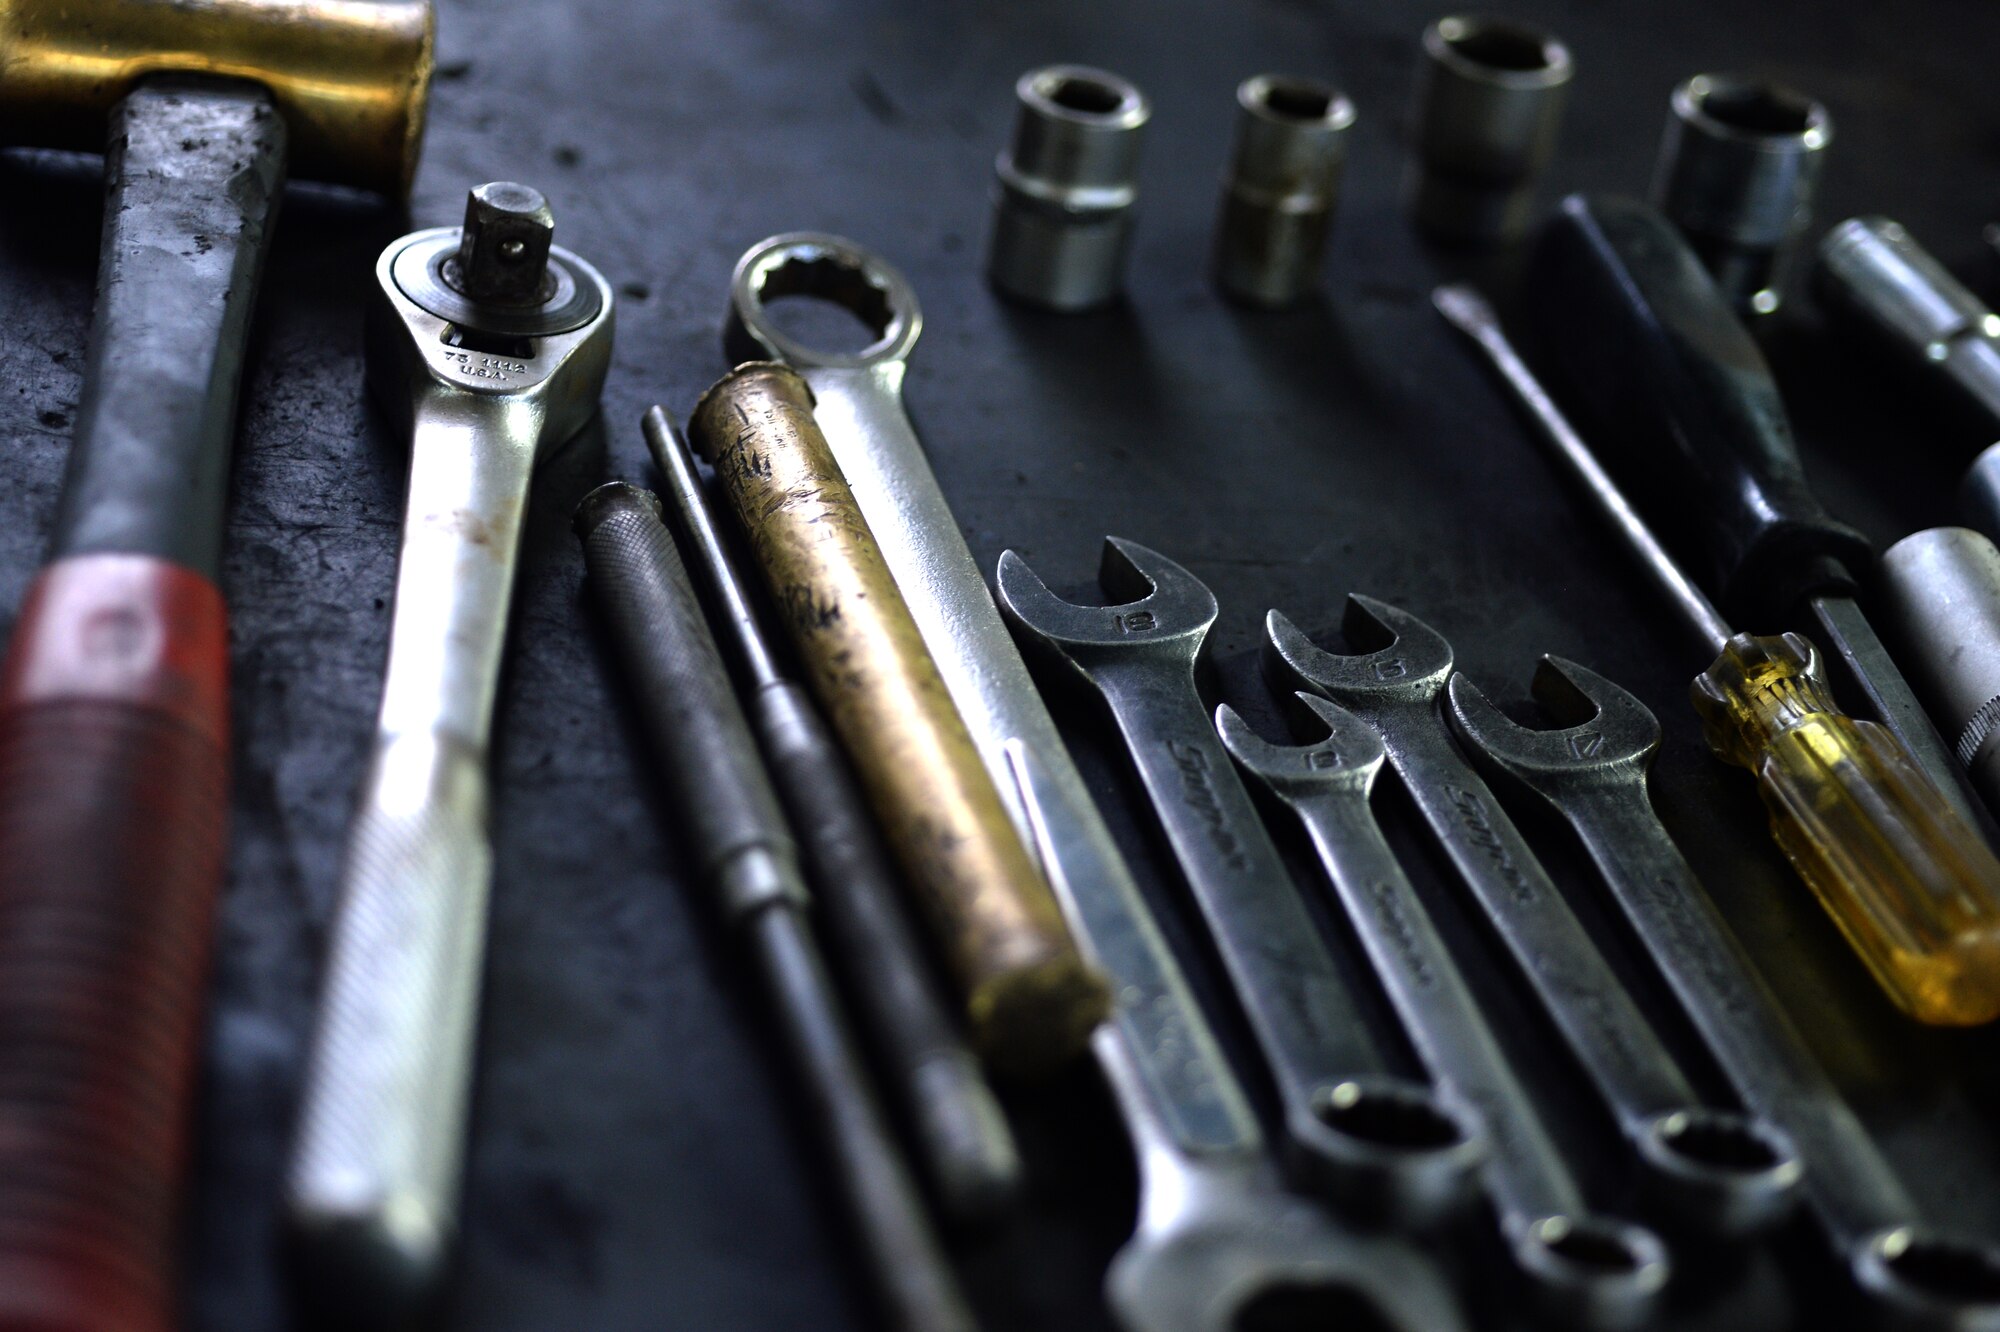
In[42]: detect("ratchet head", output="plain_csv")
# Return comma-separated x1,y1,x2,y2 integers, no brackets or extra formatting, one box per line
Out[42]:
1445,656,1661,796
995,537,1218,679
368,180,615,445
1263,595,1455,712
1214,692,1386,803
1851,1226,2000,1332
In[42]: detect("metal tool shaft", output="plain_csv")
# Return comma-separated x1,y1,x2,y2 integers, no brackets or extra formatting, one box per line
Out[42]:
642,406,1022,1223
574,483,975,1332
687,362,1105,1076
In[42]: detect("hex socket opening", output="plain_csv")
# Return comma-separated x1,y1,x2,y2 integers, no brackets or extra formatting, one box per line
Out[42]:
1312,1081,1469,1151
1436,16,1568,78
1260,78,1338,122
1687,78,1821,139
1028,69,1138,120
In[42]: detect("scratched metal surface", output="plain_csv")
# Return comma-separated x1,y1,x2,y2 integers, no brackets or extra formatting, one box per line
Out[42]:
3,1,1999,1328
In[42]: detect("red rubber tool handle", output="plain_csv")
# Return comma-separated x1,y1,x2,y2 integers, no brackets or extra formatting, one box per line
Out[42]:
0,554,229,1332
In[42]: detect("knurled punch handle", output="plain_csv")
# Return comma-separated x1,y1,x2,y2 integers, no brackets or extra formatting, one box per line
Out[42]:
1693,633,2000,1026
288,396,537,1310
1560,779,1920,1243
0,556,229,1332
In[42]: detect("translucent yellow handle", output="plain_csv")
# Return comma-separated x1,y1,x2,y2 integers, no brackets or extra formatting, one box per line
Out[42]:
1693,632,2000,1025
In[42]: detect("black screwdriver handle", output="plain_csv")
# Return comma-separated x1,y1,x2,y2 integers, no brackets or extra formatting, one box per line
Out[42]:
1527,194,1871,624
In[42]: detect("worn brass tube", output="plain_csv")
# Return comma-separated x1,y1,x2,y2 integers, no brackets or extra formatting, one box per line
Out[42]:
688,362,1108,1075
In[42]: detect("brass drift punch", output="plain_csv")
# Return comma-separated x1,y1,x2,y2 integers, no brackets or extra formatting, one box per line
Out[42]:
686,363,1109,1074
1437,283,2000,1027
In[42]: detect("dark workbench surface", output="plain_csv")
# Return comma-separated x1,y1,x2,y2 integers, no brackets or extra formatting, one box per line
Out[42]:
6,1,2000,1327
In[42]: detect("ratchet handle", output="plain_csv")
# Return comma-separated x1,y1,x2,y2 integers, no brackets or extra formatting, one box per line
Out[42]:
286,731,491,1319
1693,632,2000,1026
1530,194,1872,621
0,555,229,1332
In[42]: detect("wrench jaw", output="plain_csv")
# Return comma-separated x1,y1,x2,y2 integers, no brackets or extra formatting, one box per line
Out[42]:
1506,1212,1671,1332
1631,1107,1803,1238
1214,695,1386,805
1443,658,1660,798
1263,598,1456,715
995,540,1216,684
1851,1226,2000,1332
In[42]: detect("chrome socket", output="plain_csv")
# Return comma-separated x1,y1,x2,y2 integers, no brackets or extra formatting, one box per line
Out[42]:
986,65,1150,311
1405,15,1573,248
1653,74,1831,317
1212,74,1355,307
1878,528,2000,819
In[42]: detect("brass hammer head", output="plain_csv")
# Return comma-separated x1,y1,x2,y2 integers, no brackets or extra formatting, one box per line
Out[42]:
0,0,436,196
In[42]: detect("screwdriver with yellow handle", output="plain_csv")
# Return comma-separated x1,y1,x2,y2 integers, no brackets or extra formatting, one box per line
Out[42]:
1436,279,2000,1027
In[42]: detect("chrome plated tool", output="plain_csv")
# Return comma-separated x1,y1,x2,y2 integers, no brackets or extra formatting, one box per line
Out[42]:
286,182,614,1320
1221,695,1668,1330
1266,598,1800,1234
998,539,1485,1226
1449,657,2000,1331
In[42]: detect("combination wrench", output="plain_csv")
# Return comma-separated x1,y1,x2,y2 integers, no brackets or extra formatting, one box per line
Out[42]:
1219,693,1667,1330
997,538,1484,1226
1449,656,2000,1329
721,234,1465,1330
287,183,615,1316
1266,597,1802,1238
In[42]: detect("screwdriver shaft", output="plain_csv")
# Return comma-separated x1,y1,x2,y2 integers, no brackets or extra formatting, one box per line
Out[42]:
1809,593,1995,842
1433,284,1734,652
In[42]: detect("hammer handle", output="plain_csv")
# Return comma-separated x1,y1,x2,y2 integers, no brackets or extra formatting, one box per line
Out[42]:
0,555,230,1332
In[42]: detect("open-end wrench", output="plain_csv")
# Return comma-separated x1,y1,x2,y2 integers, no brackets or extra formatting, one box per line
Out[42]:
287,184,615,1319
997,539,1484,1227
1007,742,1468,1332
1219,694,1668,1330
1266,597,1801,1238
718,235,1465,1329
1449,657,2000,1330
